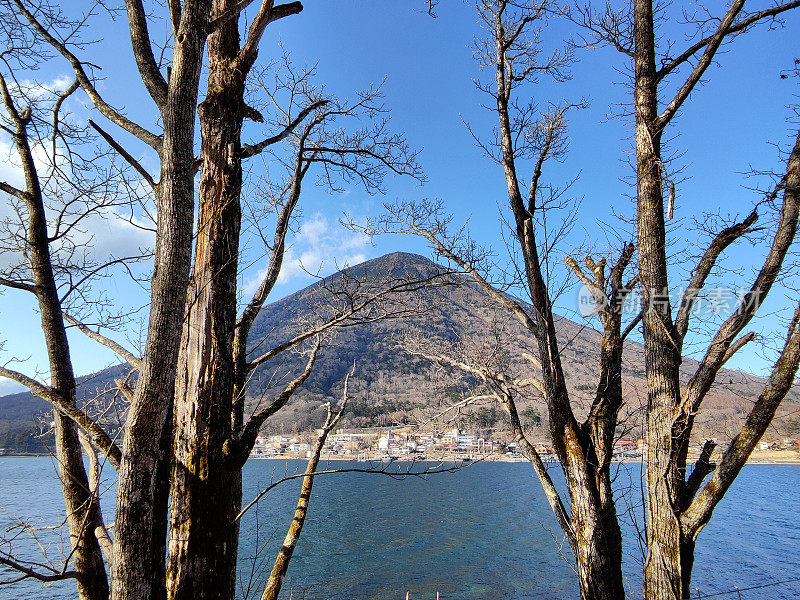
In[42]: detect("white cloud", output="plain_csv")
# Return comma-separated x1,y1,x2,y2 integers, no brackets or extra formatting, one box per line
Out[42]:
10,75,74,102
243,212,372,297
0,376,25,397
81,209,155,260
0,138,23,191
297,213,329,244
1,126,155,273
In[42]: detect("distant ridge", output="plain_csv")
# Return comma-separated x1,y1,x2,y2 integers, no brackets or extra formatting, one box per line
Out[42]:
2,252,798,451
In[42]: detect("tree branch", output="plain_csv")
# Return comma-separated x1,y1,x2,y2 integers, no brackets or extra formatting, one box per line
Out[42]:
225,338,320,467
0,366,122,470
0,277,36,294
720,331,756,365
657,1,800,82
122,0,169,109
63,313,142,370
681,438,716,511
208,0,258,30
241,100,327,159
390,206,539,335
245,271,448,372
234,461,471,524
655,0,746,131
674,210,759,342
14,0,163,151
682,300,800,536
498,382,578,559
0,555,80,584
0,181,27,200
259,361,353,600
678,128,800,422
168,0,182,36
238,1,303,70
88,119,157,189
620,311,643,341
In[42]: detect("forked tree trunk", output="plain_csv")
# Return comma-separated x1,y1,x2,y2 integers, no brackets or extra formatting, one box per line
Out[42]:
476,5,630,591
112,4,210,599
21,125,109,600
521,236,626,600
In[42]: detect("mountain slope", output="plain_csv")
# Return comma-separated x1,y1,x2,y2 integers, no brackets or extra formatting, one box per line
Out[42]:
2,252,798,451
241,252,800,438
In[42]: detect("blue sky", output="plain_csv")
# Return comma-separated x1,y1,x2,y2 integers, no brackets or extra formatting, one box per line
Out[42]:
1,1,799,394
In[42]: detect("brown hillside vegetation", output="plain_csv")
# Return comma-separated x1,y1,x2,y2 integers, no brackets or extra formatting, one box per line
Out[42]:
3,252,797,449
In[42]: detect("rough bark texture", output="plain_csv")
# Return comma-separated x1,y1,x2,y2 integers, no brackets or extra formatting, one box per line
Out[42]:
631,3,689,597
639,128,800,600
166,2,308,596
166,5,244,598
489,7,626,594
631,1,800,597
112,3,210,600
7,95,109,600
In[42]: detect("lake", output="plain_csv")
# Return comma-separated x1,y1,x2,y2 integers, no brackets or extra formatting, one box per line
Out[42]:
0,457,798,599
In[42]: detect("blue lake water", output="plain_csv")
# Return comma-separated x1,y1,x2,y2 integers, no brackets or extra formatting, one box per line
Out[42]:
0,457,798,599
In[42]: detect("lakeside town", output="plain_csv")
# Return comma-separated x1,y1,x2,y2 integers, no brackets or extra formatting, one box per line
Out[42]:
2,428,798,463
248,426,800,464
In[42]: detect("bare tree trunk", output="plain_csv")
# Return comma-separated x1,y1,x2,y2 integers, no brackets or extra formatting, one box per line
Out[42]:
112,4,210,600
526,246,626,600
573,339,627,600
630,1,690,596
504,97,626,600
260,446,319,600
49,355,110,600
629,1,800,596
501,382,624,600
0,74,109,600
26,133,109,600
385,3,632,580
166,5,245,599
261,370,351,600
481,5,628,594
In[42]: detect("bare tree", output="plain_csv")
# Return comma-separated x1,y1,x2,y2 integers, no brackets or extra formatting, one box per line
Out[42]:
2,3,443,600
1,2,215,599
362,198,638,600
0,55,109,600
572,1,800,598
258,361,354,600
164,28,428,595
349,2,644,597
0,10,158,598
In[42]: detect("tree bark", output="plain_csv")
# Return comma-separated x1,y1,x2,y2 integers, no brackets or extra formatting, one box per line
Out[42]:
631,1,800,596
166,5,245,599
111,4,210,600
468,6,629,595
630,1,690,597
10,100,109,600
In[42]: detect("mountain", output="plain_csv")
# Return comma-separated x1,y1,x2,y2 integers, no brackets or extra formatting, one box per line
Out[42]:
0,363,131,452
2,252,798,451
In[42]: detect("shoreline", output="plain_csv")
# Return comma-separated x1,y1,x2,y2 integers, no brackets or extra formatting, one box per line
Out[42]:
2,453,798,465
245,453,800,466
